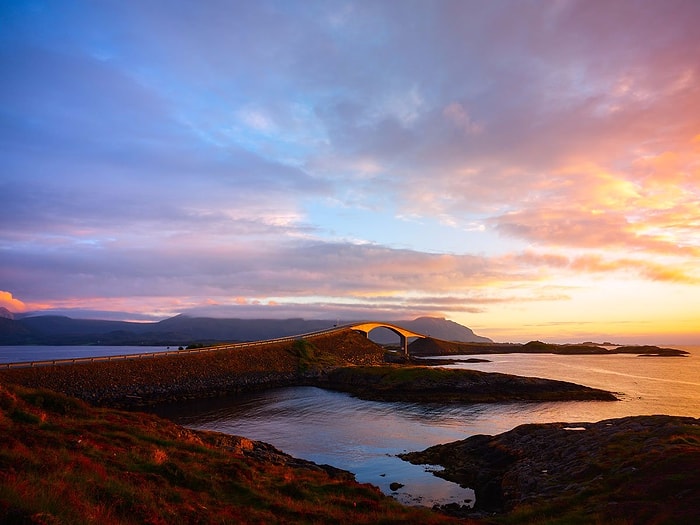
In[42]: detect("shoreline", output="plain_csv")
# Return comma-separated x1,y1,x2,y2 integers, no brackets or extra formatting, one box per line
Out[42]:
1,332,697,522
401,415,700,522
0,331,620,408
409,338,690,357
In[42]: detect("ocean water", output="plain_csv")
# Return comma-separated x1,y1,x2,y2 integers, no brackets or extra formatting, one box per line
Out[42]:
152,346,700,507
0,345,172,364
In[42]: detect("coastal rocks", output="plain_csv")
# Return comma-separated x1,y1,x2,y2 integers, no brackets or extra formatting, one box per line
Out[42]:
317,365,617,403
400,415,700,523
409,337,690,357
614,345,689,357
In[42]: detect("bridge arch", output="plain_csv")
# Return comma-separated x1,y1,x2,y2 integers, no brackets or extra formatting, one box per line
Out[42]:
349,322,426,356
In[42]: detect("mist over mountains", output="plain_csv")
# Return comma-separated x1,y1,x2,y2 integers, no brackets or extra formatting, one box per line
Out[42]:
0,309,491,346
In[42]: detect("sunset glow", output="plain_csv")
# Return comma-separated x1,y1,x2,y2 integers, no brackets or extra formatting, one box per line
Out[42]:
1,1,699,343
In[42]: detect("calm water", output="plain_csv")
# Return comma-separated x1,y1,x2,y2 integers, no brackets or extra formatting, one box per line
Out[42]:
0,345,174,364
4,345,698,507
152,346,700,508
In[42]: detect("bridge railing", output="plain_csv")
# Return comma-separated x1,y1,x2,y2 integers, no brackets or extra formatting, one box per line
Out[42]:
0,324,352,370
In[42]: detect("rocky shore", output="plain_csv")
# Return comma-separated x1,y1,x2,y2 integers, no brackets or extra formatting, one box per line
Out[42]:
317,365,617,403
0,330,619,408
401,415,700,523
410,338,690,357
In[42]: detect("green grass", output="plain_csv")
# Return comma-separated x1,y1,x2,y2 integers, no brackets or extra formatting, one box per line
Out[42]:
292,338,342,373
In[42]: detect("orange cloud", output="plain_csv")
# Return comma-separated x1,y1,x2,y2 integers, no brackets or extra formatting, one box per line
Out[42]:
0,291,27,312
569,255,698,284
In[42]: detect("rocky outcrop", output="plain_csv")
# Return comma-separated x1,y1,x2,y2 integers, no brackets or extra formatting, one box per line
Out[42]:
316,365,617,403
401,415,700,523
409,338,689,357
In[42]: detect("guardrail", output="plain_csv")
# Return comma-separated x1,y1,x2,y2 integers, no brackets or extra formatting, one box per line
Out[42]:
0,324,353,370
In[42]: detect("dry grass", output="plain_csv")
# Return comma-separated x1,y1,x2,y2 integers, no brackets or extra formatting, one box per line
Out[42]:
0,382,462,524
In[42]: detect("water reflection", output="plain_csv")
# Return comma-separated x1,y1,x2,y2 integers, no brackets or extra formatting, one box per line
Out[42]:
152,349,699,508
154,387,476,507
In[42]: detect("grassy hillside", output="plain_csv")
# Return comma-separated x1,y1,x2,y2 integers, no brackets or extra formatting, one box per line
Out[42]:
0,382,460,524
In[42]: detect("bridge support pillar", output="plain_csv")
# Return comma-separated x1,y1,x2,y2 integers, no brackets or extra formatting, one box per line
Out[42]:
356,330,408,356
399,334,408,356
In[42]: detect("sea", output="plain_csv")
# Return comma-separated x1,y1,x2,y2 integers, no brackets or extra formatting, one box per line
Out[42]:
3,345,699,508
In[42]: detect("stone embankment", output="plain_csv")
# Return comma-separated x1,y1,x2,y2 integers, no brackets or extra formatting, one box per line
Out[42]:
401,415,700,522
0,330,622,408
0,329,385,407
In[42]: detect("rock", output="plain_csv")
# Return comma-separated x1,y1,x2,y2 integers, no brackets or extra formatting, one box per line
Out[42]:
400,415,700,522
318,365,617,403
389,482,404,491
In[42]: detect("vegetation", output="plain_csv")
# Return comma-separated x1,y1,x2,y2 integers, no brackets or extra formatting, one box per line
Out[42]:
321,365,617,403
409,338,689,357
0,382,461,524
0,329,385,408
402,416,700,525
291,338,342,373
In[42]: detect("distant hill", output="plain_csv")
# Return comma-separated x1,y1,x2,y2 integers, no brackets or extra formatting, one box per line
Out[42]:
153,315,335,342
0,312,491,346
393,317,492,343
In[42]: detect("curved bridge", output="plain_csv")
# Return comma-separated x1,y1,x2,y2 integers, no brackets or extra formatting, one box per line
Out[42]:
1,321,429,369
349,322,426,355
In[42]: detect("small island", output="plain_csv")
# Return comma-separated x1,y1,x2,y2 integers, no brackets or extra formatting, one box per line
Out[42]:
317,365,617,403
409,338,690,357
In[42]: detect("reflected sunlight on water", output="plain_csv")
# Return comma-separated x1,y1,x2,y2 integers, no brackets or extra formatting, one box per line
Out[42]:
9,344,697,507
153,347,699,507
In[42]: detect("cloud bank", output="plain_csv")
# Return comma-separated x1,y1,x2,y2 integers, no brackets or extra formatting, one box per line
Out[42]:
1,1,699,342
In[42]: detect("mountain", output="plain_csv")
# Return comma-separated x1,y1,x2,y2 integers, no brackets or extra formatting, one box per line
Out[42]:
393,317,492,343
0,312,491,346
153,315,336,342
0,317,33,344
0,307,15,320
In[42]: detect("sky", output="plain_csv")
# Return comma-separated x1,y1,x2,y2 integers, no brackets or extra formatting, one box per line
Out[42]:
1,0,699,344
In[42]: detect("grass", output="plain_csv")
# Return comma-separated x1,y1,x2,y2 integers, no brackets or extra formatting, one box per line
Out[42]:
0,382,462,524
291,338,342,373
323,365,616,403
488,420,700,525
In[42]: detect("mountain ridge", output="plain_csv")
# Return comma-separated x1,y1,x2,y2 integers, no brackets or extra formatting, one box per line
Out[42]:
0,312,491,345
